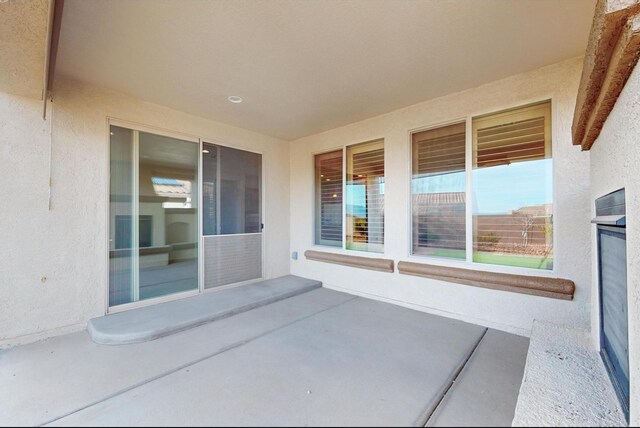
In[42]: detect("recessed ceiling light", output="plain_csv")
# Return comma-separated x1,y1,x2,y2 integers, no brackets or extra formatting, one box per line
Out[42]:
228,96,243,104
202,149,210,154
110,131,115,136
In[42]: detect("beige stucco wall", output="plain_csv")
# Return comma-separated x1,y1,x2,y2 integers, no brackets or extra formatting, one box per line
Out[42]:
0,78,290,347
0,57,597,348
289,57,592,336
0,0,49,99
590,62,640,425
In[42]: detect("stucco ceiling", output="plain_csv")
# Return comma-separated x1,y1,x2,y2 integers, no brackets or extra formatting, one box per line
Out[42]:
56,0,595,141
0,0,49,99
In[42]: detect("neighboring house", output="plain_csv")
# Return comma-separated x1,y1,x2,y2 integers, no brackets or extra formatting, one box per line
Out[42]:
412,192,466,254
1,0,639,426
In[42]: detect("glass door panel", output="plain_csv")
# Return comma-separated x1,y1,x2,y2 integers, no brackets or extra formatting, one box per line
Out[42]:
109,125,199,308
137,131,199,301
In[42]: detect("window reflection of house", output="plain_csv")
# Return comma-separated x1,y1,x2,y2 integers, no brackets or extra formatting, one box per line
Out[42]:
412,192,466,254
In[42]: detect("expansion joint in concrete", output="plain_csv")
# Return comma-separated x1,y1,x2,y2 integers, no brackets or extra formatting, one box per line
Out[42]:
419,328,489,427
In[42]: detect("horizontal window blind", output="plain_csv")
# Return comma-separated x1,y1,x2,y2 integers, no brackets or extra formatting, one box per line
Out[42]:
315,150,343,246
412,122,466,176
347,140,384,252
411,123,466,258
473,101,551,168
475,117,546,167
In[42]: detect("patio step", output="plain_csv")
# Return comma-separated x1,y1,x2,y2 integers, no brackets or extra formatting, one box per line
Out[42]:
87,275,322,345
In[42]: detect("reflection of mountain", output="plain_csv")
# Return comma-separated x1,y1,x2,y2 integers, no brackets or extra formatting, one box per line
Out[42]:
510,204,552,216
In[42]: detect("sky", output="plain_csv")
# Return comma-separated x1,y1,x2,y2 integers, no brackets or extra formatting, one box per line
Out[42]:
347,179,383,217
343,159,553,217
472,159,553,214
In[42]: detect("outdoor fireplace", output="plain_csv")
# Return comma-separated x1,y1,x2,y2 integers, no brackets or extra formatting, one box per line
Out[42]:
592,188,628,420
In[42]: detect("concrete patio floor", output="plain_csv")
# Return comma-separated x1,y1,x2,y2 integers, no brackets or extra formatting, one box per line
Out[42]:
0,287,529,427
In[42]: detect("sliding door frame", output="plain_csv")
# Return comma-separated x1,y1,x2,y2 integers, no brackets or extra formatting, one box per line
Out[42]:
131,129,140,302
105,118,265,315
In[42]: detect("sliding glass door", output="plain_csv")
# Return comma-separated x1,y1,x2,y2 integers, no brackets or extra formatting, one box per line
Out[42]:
202,142,262,288
108,127,261,309
109,125,199,307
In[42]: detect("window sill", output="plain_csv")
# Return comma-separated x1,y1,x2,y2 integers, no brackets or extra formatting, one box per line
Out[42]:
304,250,394,273
310,244,386,258
397,260,574,300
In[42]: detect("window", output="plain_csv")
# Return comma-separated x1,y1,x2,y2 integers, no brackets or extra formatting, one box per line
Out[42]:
346,140,385,253
411,100,553,270
314,139,385,253
411,122,466,259
315,150,343,247
472,101,553,269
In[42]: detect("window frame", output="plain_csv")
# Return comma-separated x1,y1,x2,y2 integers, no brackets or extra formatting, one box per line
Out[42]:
312,138,386,256
407,98,557,276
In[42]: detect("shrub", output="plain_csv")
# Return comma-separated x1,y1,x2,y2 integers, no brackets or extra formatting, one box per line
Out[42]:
478,233,501,244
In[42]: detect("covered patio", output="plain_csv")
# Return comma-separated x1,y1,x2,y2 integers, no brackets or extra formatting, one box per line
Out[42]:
1,0,639,426
1,280,528,426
